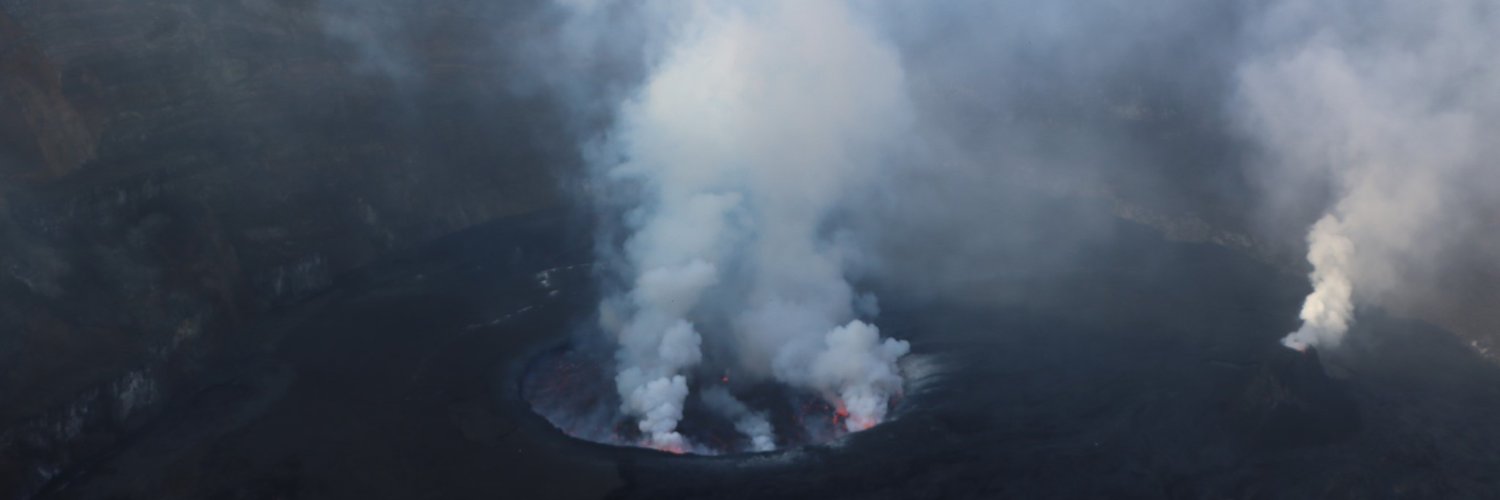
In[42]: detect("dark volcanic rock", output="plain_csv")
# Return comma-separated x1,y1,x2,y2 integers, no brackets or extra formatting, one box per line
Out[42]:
1232,346,1359,448
18,206,1500,500
0,0,608,496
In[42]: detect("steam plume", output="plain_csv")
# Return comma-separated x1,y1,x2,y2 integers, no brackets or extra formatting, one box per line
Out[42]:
701,387,775,452
1239,0,1500,351
583,0,913,451
1282,215,1354,350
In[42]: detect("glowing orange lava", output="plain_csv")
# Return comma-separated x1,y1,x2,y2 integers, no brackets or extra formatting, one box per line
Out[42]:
654,443,686,455
831,399,878,431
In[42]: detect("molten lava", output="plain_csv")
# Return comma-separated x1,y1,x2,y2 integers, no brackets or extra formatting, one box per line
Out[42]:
524,345,903,455
654,442,687,455
831,400,877,431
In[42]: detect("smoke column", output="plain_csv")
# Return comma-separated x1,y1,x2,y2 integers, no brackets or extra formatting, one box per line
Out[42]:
584,0,913,451
1239,0,1500,351
701,387,776,452
1281,215,1354,350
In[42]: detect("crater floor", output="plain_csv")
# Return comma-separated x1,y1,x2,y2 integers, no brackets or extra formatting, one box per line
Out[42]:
42,211,1500,499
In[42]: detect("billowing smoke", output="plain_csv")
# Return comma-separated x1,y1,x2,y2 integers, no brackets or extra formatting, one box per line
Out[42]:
1281,215,1354,350
520,0,1500,452
1237,0,1500,351
580,0,913,451
700,387,775,452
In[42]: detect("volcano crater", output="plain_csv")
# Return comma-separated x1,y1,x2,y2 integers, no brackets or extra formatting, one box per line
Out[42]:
520,340,910,456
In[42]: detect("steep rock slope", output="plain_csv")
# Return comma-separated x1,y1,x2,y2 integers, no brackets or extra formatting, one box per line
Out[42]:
0,1,586,495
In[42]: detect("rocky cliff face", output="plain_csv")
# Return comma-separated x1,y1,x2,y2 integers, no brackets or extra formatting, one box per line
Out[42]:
0,1,585,495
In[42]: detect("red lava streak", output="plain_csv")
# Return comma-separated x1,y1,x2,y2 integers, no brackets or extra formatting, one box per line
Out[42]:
831,400,877,431
524,346,902,455
654,443,687,455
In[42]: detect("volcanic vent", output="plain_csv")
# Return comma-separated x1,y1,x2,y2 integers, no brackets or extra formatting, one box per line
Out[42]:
522,336,908,455
523,0,918,456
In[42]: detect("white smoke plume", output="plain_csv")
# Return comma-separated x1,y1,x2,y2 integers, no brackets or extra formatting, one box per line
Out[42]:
570,0,914,451
1239,0,1500,351
527,0,1500,451
700,387,775,452
812,320,910,431
1281,214,1354,350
